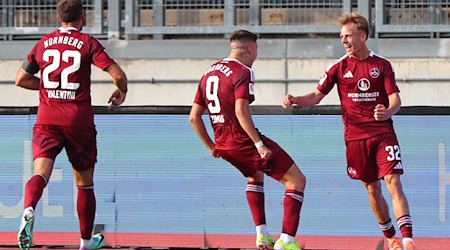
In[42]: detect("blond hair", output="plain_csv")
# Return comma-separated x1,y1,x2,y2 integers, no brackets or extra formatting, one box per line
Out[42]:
338,12,370,39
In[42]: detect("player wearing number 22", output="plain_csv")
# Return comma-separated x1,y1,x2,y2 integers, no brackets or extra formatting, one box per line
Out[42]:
190,30,306,250
15,0,127,250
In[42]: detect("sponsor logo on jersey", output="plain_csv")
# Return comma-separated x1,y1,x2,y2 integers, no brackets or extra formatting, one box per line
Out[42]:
347,91,380,102
343,71,354,78
370,68,380,78
249,82,254,95
357,78,370,91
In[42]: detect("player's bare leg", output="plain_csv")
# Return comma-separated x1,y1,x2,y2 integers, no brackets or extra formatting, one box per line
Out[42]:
364,180,391,224
384,174,415,250
363,180,402,250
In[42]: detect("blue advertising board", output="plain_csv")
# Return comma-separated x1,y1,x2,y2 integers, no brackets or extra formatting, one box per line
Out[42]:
0,114,449,247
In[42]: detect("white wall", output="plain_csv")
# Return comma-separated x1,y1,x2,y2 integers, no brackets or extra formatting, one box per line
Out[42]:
1,57,449,107
1,38,449,107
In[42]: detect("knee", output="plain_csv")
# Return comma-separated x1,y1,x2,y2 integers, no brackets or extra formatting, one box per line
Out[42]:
365,182,383,197
288,171,306,192
248,171,265,183
385,175,405,197
385,175,401,187
297,172,306,187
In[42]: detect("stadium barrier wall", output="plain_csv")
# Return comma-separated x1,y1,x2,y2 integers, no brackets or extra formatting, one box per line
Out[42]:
1,38,449,108
0,106,449,249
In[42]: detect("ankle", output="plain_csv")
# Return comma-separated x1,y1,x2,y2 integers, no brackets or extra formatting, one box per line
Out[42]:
256,224,270,236
279,233,295,243
80,238,90,247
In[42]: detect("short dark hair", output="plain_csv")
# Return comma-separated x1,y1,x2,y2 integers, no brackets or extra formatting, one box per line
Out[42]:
230,30,258,43
57,0,83,23
338,12,370,39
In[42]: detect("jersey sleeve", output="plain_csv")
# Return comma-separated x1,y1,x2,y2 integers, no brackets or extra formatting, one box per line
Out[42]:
316,63,338,95
383,60,400,94
23,43,40,75
234,69,255,103
90,36,116,70
193,80,206,107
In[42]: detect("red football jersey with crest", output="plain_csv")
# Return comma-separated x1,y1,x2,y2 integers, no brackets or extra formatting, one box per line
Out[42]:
25,27,116,127
193,58,257,150
317,51,400,141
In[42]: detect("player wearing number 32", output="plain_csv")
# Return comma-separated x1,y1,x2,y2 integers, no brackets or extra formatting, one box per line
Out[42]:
282,13,415,250
190,30,306,250
15,0,127,250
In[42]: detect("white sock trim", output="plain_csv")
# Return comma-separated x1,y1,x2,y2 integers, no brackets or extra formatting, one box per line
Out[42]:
279,233,295,243
256,224,270,236
80,238,90,247
36,174,48,185
402,237,414,243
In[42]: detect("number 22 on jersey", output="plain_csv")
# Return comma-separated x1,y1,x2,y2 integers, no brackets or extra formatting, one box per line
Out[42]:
42,49,81,90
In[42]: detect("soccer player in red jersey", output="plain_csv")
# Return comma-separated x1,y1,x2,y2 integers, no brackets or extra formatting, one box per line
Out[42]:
283,13,415,250
15,1,127,249
190,30,306,250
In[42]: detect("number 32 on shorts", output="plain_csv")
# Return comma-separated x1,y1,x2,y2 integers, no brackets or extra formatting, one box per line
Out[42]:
385,145,401,161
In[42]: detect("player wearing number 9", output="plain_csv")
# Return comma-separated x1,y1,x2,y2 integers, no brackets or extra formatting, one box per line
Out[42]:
189,30,306,250
14,0,127,250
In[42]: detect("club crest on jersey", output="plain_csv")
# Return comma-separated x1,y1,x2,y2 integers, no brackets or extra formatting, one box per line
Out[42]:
319,73,327,85
357,78,370,91
370,68,380,78
347,167,357,177
249,82,254,95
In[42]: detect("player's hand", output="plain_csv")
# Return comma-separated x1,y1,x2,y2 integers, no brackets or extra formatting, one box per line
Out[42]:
108,89,126,109
257,146,272,160
282,94,296,109
374,104,388,121
209,148,220,158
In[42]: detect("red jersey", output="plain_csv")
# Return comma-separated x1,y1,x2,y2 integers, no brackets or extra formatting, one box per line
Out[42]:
317,51,400,141
25,27,116,127
193,58,257,150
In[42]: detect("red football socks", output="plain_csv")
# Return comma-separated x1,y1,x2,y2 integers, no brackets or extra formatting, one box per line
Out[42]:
282,189,304,236
77,185,96,239
246,182,266,226
24,174,48,209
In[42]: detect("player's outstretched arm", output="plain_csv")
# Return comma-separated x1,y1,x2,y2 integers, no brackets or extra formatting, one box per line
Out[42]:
282,89,325,108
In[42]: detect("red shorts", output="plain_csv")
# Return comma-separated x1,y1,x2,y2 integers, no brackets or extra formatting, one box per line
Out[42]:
217,135,294,180
346,132,403,183
32,124,97,171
